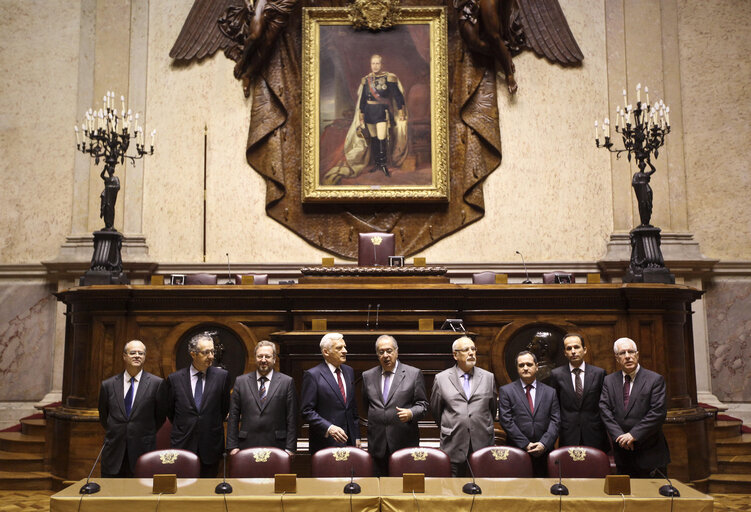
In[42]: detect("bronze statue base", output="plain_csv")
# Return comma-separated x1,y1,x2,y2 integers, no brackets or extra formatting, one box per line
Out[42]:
624,225,675,284
79,230,129,285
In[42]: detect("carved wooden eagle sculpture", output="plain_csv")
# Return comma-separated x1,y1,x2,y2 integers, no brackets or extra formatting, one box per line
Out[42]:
170,0,582,95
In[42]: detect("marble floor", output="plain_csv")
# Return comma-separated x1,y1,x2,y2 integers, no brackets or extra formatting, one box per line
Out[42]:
0,490,748,511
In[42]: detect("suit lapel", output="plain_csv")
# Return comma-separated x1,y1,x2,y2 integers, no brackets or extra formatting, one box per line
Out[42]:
263,373,281,411
613,373,625,413
322,364,346,406
247,374,262,410
115,373,128,419
385,366,406,405
129,373,149,417
344,366,356,408
449,367,466,401
183,367,199,411
625,372,646,416
516,380,534,416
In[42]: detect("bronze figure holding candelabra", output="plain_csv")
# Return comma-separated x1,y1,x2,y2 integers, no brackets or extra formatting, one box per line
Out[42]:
74,91,155,285
596,84,674,284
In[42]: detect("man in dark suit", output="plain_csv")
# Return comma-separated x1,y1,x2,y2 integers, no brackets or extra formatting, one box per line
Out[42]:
161,331,232,477
301,333,360,453
600,337,670,477
430,336,497,477
548,333,609,451
227,340,297,455
362,335,428,475
98,339,164,477
499,350,560,477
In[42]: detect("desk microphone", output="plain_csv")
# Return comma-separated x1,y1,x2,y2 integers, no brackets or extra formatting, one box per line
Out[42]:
550,458,569,495
375,304,380,329
516,251,532,284
215,451,233,494
343,466,361,494
80,441,106,494
225,253,234,284
366,304,372,330
653,467,680,497
462,461,482,495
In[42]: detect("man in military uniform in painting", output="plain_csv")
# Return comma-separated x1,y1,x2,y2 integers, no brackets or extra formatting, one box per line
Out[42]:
357,54,407,177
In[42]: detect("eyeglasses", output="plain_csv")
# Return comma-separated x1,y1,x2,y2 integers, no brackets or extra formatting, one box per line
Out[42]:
616,350,638,357
378,348,395,356
194,349,215,356
455,347,476,353
126,351,145,356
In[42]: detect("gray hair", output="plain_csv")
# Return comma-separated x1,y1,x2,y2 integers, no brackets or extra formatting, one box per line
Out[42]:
188,331,216,353
320,332,344,353
613,337,637,354
123,339,146,354
254,340,278,357
375,335,398,352
451,336,475,352
516,350,538,365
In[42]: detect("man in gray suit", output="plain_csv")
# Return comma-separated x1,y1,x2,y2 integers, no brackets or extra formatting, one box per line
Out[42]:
362,335,428,475
227,340,298,455
430,336,497,476
98,339,164,477
499,351,560,477
600,337,670,477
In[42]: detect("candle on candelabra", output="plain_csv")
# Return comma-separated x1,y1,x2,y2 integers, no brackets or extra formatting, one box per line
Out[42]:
644,86,649,106
623,88,627,109
594,120,599,142
121,95,125,113
604,118,610,139
665,106,670,127
615,106,620,130
636,83,641,103
150,129,156,147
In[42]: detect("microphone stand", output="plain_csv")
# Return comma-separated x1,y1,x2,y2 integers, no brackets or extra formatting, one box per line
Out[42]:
462,461,482,495
550,459,569,495
215,451,233,494
79,442,106,494
366,304,372,330
516,251,532,284
225,253,234,285
375,304,380,329
343,466,361,494
653,468,680,497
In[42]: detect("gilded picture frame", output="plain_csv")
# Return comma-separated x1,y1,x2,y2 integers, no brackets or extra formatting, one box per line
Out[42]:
302,7,449,202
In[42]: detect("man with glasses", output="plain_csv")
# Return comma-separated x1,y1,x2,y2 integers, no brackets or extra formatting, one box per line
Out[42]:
430,336,497,476
227,341,298,456
98,340,164,477
599,337,670,477
498,351,560,477
161,331,232,477
362,335,428,475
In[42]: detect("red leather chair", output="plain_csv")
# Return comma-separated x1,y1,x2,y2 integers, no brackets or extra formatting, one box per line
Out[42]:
547,446,611,478
134,449,200,478
232,273,269,285
468,446,533,477
311,447,374,477
388,447,451,477
357,232,395,266
229,447,291,478
184,273,218,285
472,272,498,284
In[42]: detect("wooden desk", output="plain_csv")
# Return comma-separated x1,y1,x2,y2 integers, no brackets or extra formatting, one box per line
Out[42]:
51,478,381,512
379,477,713,512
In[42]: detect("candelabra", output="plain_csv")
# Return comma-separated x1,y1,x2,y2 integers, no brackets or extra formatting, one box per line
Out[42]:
595,83,674,284
74,91,156,285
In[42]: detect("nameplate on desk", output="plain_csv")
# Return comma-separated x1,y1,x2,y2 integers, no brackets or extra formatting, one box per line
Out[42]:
403,473,425,493
275,473,297,493
495,274,508,284
311,319,327,331
150,275,164,285
322,257,335,267
413,257,426,267
152,474,177,494
241,275,256,285
604,474,630,495
418,318,433,331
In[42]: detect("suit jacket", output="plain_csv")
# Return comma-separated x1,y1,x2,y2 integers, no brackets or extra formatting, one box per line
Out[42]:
161,365,231,465
549,363,609,451
362,362,428,460
98,371,164,475
301,362,360,454
498,379,560,453
599,366,670,470
430,366,497,464
226,371,298,452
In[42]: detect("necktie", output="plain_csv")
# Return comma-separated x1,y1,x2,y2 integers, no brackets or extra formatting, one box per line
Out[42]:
124,376,135,417
525,384,534,414
195,372,204,410
382,371,392,402
462,373,471,399
335,368,346,401
623,374,631,408
259,376,268,401
573,368,583,401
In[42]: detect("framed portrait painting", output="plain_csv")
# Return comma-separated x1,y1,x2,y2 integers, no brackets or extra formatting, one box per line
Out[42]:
302,7,449,202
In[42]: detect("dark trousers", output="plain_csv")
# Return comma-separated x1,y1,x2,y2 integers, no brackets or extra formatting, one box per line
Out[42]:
101,447,133,478
200,461,220,478
373,455,390,477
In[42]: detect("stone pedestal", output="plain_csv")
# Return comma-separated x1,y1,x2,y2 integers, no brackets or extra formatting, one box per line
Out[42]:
79,230,129,285
624,226,675,284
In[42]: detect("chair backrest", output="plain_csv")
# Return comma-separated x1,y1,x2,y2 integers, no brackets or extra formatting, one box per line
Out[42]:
184,273,218,285
542,272,575,284
232,274,269,285
134,449,200,478
311,447,374,477
547,446,611,478
472,271,497,284
388,447,451,477
229,447,291,478
357,232,395,266
468,446,533,477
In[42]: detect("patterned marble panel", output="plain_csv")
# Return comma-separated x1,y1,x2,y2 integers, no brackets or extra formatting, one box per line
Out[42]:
0,283,56,400
706,278,751,402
